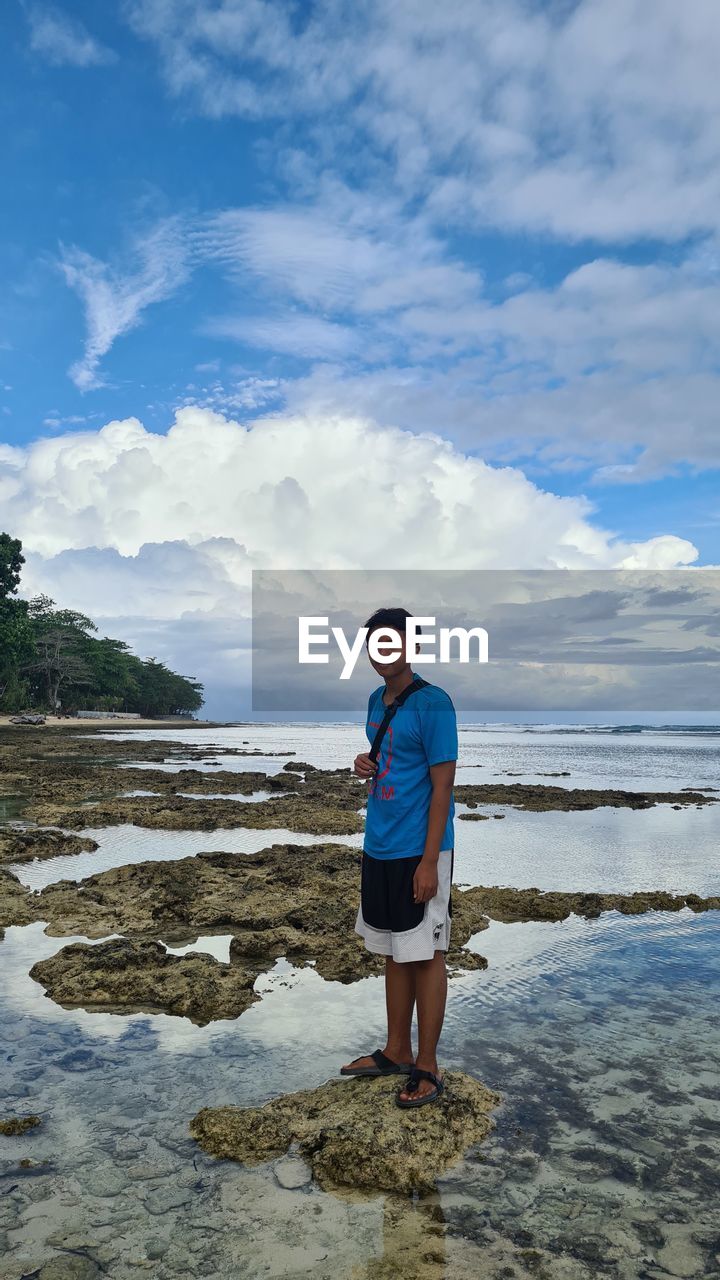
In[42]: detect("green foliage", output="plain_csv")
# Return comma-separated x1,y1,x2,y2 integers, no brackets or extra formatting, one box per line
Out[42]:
0,533,25,600
0,533,204,717
0,534,34,710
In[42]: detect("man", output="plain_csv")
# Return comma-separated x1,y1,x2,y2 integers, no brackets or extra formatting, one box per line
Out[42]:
340,607,458,1107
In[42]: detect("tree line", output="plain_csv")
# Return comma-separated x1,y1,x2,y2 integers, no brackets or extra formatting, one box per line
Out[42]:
0,533,204,717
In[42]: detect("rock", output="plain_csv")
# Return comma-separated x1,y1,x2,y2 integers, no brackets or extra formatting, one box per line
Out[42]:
0,828,98,865
38,1258,101,1280
0,867,35,927
454,782,716,811
144,1236,169,1259
190,1071,501,1194
656,1235,706,1277
273,1155,312,1188
30,939,262,1025
0,1114,42,1136
56,1049,104,1072
143,1184,194,1215
31,790,364,835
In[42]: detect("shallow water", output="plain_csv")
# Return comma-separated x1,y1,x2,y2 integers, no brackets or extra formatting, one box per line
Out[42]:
2,911,719,1278
2,723,719,1278
106,721,720,793
12,825,362,890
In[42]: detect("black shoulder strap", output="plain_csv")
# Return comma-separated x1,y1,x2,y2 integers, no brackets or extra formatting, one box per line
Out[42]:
368,676,429,764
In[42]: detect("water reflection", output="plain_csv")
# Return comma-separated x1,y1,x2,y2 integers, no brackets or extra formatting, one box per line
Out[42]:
1,911,719,1277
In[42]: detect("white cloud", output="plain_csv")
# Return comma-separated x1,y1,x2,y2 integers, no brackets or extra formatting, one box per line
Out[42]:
28,6,115,67
7,408,700,705
198,197,481,313
206,312,356,359
6,406,698,572
239,244,720,478
60,219,189,391
127,0,720,242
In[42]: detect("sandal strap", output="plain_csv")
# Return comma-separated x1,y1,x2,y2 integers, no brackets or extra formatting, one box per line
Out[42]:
347,1048,394,1070
403,1067,441,1090
371,1049,396,1070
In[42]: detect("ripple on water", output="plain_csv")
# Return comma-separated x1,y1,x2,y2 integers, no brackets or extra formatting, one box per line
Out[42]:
2,910,720,1277
12,824,363,889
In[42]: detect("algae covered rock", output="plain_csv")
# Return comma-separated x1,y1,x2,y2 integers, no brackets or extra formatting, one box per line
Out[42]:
454,782,716,812
0,827,98,864
0,867,35,927
30,938,262,1025
190,1071,501,1193
0,1114,42,1136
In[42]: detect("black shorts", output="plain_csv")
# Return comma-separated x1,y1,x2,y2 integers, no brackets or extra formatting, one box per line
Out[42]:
355,849,454,962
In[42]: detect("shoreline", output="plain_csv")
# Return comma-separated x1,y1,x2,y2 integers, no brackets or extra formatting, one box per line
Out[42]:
0,715,227,729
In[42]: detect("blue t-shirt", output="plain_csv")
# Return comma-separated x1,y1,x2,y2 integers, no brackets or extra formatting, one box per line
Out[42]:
364,677,458,860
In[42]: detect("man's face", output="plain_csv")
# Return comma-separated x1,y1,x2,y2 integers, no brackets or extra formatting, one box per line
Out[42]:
366,626,413,678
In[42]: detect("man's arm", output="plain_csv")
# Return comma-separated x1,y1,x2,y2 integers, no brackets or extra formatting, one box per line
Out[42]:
413,760,456,903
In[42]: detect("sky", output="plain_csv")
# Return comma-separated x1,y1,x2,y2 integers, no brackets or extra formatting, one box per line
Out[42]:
1,1,719,716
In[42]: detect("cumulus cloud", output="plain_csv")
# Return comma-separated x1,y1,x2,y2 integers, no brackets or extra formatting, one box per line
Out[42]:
127,0,720,242
27,6,115,67
2,407,698,571
60,219,189,390
5,407,701,708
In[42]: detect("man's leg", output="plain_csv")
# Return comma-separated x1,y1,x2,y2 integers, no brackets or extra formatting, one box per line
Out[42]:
398,950,447,1101
341,957,415,1071
384,956,416,1064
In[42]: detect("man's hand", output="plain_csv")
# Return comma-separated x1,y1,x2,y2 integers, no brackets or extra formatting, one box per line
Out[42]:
354,752,377,780
413,855,439,904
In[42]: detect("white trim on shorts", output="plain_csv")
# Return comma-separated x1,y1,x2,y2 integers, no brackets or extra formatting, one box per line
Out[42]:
354,848,453,963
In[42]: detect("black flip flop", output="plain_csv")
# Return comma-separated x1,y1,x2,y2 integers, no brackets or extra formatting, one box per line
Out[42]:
396,1067,445,1107
340,1049,414,1077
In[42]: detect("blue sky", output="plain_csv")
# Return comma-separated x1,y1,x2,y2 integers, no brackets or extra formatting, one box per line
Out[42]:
1,1,719,710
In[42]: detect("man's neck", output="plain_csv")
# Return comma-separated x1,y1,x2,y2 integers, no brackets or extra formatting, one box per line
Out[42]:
382,665,415,704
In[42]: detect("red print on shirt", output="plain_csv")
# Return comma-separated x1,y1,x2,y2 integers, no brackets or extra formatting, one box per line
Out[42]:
368,720,394,798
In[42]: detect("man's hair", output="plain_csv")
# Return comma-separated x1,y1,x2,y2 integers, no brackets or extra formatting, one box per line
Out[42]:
364,607,420,639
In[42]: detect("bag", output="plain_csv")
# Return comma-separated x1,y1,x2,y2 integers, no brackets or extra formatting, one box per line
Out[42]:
368,675,429,764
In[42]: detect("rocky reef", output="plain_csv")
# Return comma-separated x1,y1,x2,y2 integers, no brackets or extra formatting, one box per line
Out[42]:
21,842,720,1022
2,726,714,841
0,867,35,929
0,827,99,864
190,1071,501,1193
456,782,715,812
30,939,262,1024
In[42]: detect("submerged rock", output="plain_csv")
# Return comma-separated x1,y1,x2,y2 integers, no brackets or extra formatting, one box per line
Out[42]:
30,938,262,1025
0,1114,42,1136
190,1071,501,1193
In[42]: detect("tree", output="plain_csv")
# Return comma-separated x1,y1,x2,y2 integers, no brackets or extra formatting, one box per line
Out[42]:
25,596,97,711
132,657,204,718
0,533,24,600
0,534,204,717
0,532,34,709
